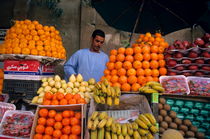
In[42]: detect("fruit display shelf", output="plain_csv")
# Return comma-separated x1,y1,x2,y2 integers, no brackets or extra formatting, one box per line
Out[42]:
0,54,66,65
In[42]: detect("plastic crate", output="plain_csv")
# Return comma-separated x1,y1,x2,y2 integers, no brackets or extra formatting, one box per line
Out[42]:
3,79,41,100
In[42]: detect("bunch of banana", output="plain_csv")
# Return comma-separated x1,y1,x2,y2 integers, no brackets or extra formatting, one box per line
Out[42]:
139,81,165,93
88,111,158,139
93,79,121,106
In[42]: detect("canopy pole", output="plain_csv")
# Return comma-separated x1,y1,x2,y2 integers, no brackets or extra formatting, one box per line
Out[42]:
129,0,145,44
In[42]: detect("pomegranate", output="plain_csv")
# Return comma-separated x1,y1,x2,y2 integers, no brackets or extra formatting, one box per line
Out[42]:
188,51,198,58
194,71,204,76
167,59,177,67
174,52,183,58
175,66,185,71
188,65,198,70
194,38,205,46
182,59,192,64
202,52,210,58
202,66,210,71
195,59,205,64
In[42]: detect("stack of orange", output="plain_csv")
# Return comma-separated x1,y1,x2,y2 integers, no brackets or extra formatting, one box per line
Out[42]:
102,32,168,92
42,92,86,105
0,69,3,92
34,108,81,139
0,19,66,59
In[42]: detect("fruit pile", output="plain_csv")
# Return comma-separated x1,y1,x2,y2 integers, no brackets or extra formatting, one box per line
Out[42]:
102,33,168,92
32,74,95,104
158,98,205,138
0,110,34,138
34,108,81,139
0,69,3,92
139,81,165,94
165,33,210,77
88,111,158,139
0,19,66,59
93,79,121,106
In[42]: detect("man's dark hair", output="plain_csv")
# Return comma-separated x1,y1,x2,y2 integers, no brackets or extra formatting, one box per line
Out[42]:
92,29,105,38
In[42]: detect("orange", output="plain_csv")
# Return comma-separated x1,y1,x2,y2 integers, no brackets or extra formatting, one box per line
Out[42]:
151,69,159,77
159,60,166,67
151,45,159,53
118,47,125,54
159,68,167,75
133,61,142,69
116,54,125,62
125,48,133,55
143,36,149,42
46,118,55,126
142,45,150,54
107,62,115,70
35,124,45,134
69,111,75,117
137,76,146,85
134,53,143,61
145,32,152,37
142,61,150,69
158,46,165,53
118,76,127,84
60,99,68,105
131,83,141,92
51,100,59,105
127,68,136,76
121,83,131,91
65,94,73,100
110,69,117,76
143,53,151,61
44,92,53,100
153,77,159,82
73,94,81,100
127,75,137,84
150,60,159,69
56,92,65,100
45,126,54,135
136,69,145,76
39,109,48,117
114,61,122,70
62,110,71,118
38,117,46,125
123,61,132,70
158,54,164,60
144,69,152,76
150,53,158,60
70,117,79,126
104,69,110,76
62,126,71,135
68,99,77,104
145,76,154,82
117,68,126,76
149,36,155,42
33,134,43,139
133,46,141,54
110,75,119,83
53,129,62,138
54,122,63,129
125,55,134,62
110,49,118,55
155,33,162,37
105,75,111,81
62,118,70,126
75,112,81,119
69,134,79,139
112,82,121,88
42,135,51,139
109,55,116,62
55,113,63,122
71,125,81,135
60,135,69,139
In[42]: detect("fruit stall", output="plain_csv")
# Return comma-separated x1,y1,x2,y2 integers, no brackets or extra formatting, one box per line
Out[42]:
0,19,209,139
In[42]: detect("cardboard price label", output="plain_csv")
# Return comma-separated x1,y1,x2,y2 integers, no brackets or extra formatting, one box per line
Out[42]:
151,93,159,103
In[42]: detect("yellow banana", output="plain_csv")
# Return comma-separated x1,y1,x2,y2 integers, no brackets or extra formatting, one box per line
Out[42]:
118,134,124,139
91,111,99,120
137,128,149,136
125,135,131,139
95,82,101,89
98,119,107,128
114,97,120,105
107,97,112,106
138,114,152,127
101,83,107,93
111,123,117,133
143,89,159,94
112,133,118,139
110,87,116,97
98,128,105,139
135,119,148,129
131,122,139,130
150,125,158,134
114,86,121,97
92,117,99,130
147,132,154,139
90,130,97,139
106,86,112,96
88,118,93,129
122,124,128,136
106,127,111,131
94,95,101,103
151,85,165,93
145,81,161,87
105,131,111,139
127,123,134,136
133,131,141,139
144,113,157,125
103,78,109,86
99,112,108,120
116,123,122,135
106,117,113,127
100,96,106,104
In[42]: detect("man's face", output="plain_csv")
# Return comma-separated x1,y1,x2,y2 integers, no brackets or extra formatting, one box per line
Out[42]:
91,35,105,52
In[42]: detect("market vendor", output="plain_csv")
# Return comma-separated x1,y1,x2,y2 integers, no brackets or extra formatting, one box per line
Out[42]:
64,29,109,82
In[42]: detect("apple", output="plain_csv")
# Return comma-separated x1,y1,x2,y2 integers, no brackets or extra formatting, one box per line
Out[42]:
167,59,177,67
195,59,205,64
168,45,175,50
188,65,198,70
174,52,183,58
202,66,210,71
190,43,197,48
202,52,210,58
194,38,205,46
168,71,177,75
204,43,210,48
182,59,192,64
202,33,210,43
188,51,198,58
194,71,204,76
182,41,190,48
175,66,185,71
165,54,172,59
183,72,192,76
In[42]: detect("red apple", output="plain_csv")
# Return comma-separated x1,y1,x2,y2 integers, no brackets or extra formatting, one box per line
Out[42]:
182,41,190,48
174,40,185,49
194,38,205,46
168,45,175,50
188,51,198,58
194,71,204,76
202,52,210,58
175,66,185,71
188,65,198,70
165,54,172,59
182,59,192,64
190,43,197,48
168,71,177,75
183,72,192,76
195,59,205,64
167,59,177,67
174,52,183,58
202,66,210,71
204,43,210,48
202,33,210,43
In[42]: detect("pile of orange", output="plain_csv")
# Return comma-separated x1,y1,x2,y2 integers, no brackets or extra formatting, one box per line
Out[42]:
102,32,168,92
42,92,86,105
34,108,81,139
0,19,66,59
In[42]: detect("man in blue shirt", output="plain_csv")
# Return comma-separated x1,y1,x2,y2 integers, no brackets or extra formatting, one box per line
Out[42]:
64,29,109,82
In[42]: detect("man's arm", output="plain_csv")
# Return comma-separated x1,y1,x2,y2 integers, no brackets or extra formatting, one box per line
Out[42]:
64,51,79,79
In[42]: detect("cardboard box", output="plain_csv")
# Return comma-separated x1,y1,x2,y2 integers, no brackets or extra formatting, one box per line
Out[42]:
30,104,86,139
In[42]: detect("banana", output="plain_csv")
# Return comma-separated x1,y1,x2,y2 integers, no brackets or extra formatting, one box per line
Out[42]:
91,111,99,120
122,124,128,136
103,78,109,86
106,127,111,131
100,96,106,104
98,119,108,128
107,97,113,106
125,135,131,139
131,122,139,130
105,131,111,139
145,81,161,87
127,123,134,136
99,112,108,120
144,113,157,125
151,85,165,93
137,128,149,136
139,86,151,93
94,95,101,103
114,97,120,105
111,123,117,133
118,134,124,139
114,86,121,97
143,89,159,94
150,125,158,134
95,83,101,89
101,83,107,93
98,128,105,139
90,130,97,139
106,117,113,127
116,123,122,135
112,133,118,139
133,131,141,139
93,88,99,95
138,114,152,127
141,136,147,139
88,118,93,129
107,86,112,96
147,132,154,139
135,119,148,129
92,117,99,130
110,87,116,97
